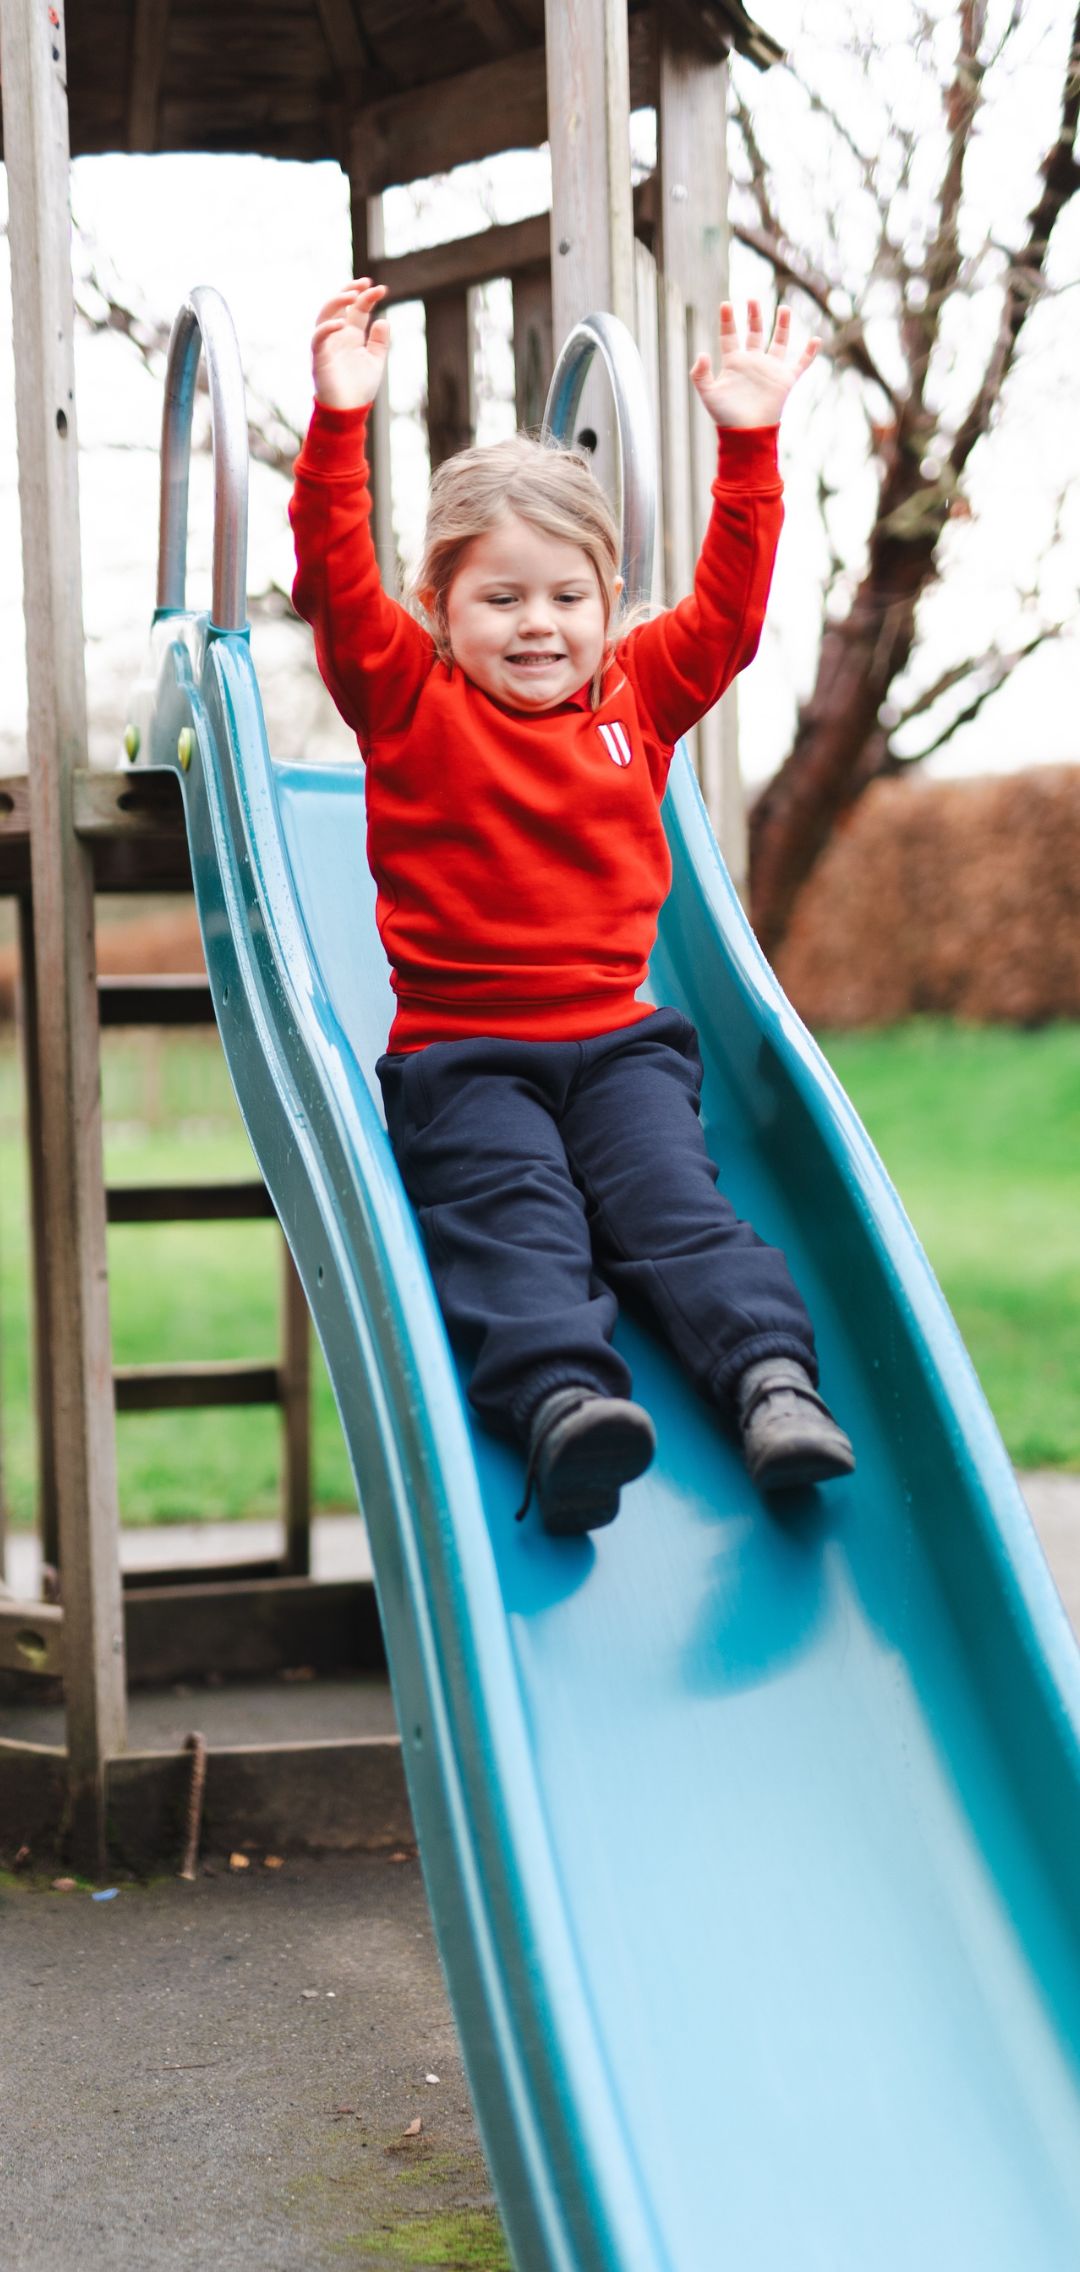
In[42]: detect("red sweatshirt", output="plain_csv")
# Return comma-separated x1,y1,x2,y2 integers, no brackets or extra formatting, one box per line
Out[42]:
290,405,783,1052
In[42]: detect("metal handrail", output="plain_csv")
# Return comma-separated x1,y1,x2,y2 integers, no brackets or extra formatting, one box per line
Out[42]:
542,312,656,610
156,287,249,633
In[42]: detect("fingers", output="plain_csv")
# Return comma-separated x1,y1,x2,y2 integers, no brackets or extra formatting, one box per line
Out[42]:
313,278,387,328
715,298,815,368
767,305,791,356
791,337,822,381
689,351,714,392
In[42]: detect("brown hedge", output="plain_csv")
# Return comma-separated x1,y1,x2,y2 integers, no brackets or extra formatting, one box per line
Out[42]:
771,765,1080,1029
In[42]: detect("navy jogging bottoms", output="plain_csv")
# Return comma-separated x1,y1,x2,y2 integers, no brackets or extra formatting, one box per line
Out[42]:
377,1006,817,1441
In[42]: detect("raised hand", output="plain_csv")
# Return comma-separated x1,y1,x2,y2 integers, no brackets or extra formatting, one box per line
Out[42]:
690,300,820,429
311,278,390,410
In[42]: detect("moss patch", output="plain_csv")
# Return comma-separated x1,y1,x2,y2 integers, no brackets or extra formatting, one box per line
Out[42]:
286,2131,509,2271
344,2207,511,2267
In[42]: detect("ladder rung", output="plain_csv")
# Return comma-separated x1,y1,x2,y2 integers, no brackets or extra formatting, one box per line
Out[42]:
114,1361,281,1412
98,974,215,1026
107,1180,275,1224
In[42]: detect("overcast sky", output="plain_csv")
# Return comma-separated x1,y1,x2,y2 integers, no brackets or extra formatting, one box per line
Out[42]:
0,0,1076,787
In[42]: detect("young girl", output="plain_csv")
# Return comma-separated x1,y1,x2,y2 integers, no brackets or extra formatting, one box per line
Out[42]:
290,279,854,1535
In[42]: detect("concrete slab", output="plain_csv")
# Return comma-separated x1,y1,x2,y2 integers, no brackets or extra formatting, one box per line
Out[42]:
0,1853,507,2272
0,1672,397,1752
3,1512,374,1598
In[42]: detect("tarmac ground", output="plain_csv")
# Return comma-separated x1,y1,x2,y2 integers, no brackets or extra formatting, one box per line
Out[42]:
1,1852,506,2272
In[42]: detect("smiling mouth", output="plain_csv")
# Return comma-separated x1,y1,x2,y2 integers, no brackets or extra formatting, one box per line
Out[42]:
506,653,565,667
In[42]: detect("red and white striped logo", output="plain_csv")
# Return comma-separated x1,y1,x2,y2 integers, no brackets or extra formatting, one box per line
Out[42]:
598,721,633,767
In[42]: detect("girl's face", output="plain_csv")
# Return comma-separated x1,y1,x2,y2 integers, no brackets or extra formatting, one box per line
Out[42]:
444,515,612,712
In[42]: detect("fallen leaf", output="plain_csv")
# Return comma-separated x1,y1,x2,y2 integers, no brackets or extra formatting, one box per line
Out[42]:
300,1989,320,2000
264,1855,284,1870
51,1878,76,1893
403,2117,422,2138
280,1665,316,1683
228,1853,250,1872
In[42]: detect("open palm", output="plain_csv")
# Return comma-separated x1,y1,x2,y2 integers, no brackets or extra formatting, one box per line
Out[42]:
691,301,819,429
312,279,390,411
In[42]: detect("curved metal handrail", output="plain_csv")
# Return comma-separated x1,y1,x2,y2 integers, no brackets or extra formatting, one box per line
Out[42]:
542,312,656,610
156,287,249,633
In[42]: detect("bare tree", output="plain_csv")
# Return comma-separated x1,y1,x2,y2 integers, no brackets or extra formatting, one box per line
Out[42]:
730,2,1080,957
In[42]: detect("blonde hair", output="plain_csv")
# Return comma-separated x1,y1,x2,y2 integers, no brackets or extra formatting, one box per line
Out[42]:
410,433,624,708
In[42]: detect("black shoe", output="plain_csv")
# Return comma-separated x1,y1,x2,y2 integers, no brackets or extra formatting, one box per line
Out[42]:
736,1359,855,1492
517,1388,656,1536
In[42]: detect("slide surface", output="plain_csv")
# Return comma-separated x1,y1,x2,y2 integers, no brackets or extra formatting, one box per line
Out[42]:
139,610,1080,2271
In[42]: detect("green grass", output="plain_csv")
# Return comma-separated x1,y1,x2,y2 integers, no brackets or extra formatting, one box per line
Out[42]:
0,1020,1077,1529
820,1021,1080,1472
0,1032,354,1529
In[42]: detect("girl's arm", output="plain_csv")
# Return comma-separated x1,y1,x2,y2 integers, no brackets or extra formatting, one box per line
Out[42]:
619,302,818,750
290,282,432,743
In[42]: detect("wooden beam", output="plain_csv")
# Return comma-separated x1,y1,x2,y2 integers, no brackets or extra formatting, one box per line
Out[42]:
124,1574,384,1684
106,1737,410,1871
348,20,654,199
113,1360,281,1413
0,1739,68,1859
0,0,127,1872
0,1728,407,1869
106,1179,274,1224
126,0,171,152
457,0,520,59
379,212,549,307
72,764,187,839
377,178,659,312
312,0,368,73
97,974,214,1025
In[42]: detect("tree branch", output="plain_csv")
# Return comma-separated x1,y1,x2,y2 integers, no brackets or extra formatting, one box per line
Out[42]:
74,258,304,479
948,1,1080,478
730,218,901,410
895,623,1069,762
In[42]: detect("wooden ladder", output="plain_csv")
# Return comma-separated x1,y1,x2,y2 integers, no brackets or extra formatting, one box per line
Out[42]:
25,958,312,1585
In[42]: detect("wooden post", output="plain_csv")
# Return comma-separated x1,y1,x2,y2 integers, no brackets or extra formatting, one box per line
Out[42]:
544,0,636,496
0,0,127,1871
654,14,746,887
512,270,554,433
424,290,475,468
544,0,636,342
16,895,60,1569
280,1242,312,1578
348,168,397,588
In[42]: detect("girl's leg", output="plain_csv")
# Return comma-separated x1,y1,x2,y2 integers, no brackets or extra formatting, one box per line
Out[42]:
560,1009,818,1408
378,1037,632,1438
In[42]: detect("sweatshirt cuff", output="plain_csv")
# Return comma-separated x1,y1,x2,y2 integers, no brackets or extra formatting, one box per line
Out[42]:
713,425,782,493
295,400,371,479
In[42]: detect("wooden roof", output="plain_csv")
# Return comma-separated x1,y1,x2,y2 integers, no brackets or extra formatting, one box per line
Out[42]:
1,1,778,170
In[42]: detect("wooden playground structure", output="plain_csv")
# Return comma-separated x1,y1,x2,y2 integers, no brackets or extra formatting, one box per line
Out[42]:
0,0,769,1872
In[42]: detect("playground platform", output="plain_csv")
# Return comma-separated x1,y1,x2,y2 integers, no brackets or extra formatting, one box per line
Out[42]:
5,1479,1078,1761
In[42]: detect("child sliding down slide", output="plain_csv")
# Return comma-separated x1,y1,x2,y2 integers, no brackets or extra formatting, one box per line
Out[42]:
290,280,854,1535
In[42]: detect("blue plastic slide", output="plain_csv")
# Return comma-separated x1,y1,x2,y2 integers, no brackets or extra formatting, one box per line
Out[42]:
134,295,1080,2269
